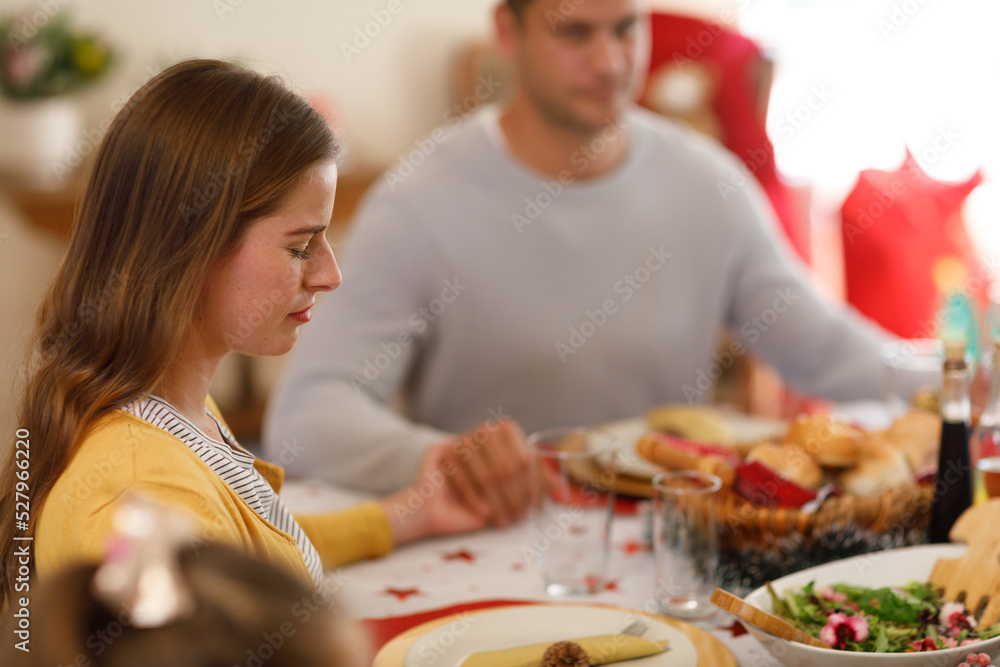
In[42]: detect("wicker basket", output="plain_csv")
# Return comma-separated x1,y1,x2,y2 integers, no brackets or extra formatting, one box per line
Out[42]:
715,482,935,595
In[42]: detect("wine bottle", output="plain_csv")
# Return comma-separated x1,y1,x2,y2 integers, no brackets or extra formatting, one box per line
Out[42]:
971,339,1000,503
928,340,973,543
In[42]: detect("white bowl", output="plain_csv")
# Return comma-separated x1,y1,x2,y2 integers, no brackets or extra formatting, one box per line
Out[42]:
742,544,1000,667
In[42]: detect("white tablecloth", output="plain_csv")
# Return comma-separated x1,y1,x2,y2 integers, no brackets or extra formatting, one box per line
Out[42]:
281,480,780,666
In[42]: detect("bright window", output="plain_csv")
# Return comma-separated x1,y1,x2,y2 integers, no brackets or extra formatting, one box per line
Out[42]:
739,0,1000,260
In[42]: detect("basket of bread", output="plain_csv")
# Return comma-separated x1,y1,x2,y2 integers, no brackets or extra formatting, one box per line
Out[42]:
635,406,940,594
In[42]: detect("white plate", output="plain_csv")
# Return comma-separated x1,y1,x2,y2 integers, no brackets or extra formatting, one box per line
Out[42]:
743,544,1000,667
403,605,698,667
602,413,786,481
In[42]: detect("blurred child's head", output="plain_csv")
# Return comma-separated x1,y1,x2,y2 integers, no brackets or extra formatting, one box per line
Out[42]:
1,542,368,667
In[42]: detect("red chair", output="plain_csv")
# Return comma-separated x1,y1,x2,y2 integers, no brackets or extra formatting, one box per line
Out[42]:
637,12,809,264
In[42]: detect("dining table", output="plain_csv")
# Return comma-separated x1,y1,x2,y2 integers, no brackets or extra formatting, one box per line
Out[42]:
280,477,783,667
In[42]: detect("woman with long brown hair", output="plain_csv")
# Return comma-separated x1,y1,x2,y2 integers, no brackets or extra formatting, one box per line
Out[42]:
0,58,498,610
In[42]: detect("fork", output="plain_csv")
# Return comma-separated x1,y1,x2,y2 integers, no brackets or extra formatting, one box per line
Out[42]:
621,618,671,653
620,619,649,637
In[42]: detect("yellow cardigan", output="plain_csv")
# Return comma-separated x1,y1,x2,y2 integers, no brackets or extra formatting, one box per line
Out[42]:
36,405,393,584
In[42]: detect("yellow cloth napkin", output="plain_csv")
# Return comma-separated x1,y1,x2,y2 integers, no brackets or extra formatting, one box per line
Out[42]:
459,633,669,666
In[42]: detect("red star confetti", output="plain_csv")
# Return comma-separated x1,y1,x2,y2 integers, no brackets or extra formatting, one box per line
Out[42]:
717,620,748,638
583,576,620,592
442,549,476,563
382,587,424,601
618,539,649,556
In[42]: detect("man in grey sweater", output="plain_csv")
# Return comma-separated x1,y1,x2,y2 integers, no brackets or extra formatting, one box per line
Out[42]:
264,0,894,527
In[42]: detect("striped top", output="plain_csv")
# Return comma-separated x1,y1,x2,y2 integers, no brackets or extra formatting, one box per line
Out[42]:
122,395,324,587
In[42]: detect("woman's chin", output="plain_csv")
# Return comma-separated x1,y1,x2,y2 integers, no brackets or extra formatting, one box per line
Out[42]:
232,333,298,358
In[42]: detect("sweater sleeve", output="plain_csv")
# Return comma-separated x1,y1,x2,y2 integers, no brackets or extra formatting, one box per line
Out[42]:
293,501,394,569
720,165,897,401
263,189,451,493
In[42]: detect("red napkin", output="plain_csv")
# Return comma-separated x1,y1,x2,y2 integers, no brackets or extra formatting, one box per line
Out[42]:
734,460,818,508
361,599,537,651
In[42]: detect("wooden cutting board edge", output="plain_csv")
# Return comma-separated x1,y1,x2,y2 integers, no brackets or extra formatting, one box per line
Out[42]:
370,602,736,667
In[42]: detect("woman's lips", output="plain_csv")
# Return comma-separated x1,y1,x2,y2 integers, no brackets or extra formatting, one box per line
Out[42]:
289,306,312,323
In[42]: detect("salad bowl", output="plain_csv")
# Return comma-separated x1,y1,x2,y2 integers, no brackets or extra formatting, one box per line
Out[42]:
742,544,1000,667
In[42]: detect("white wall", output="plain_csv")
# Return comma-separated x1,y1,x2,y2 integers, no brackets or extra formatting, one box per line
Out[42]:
0,197,62,448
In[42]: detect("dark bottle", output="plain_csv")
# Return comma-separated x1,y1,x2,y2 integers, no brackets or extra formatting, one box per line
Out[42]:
928,340,973,543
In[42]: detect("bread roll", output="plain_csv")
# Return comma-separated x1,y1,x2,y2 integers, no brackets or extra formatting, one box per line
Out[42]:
745,442,824,490
839,433,914,497
646,405,735,445
636,433,736,486
784,415,862,468
885,409,940,473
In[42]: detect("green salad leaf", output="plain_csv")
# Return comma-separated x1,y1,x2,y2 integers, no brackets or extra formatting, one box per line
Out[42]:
766,579,991,653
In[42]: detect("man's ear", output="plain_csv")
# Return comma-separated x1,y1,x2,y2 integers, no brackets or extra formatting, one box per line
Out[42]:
494,3,520,58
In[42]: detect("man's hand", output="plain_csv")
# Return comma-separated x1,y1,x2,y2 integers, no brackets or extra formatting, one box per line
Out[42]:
380,419,530,545
441,419,531,528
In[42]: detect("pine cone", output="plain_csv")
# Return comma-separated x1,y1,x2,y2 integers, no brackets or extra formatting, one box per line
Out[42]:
541,640,589,667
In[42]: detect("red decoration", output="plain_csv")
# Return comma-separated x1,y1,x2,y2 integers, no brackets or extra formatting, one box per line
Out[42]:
618,539,649,556
382,587,424,601
841,151,985,338
441,548,477,564
717,620,749,638
583,576,620,592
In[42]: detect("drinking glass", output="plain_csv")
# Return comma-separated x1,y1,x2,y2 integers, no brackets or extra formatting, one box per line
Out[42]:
527,427,619,596
652,471,722,623
881,338,944,418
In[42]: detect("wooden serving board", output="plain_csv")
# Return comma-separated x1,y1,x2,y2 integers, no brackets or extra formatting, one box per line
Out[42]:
710,588,830,649
371,603,735,667
929,500,1000,626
